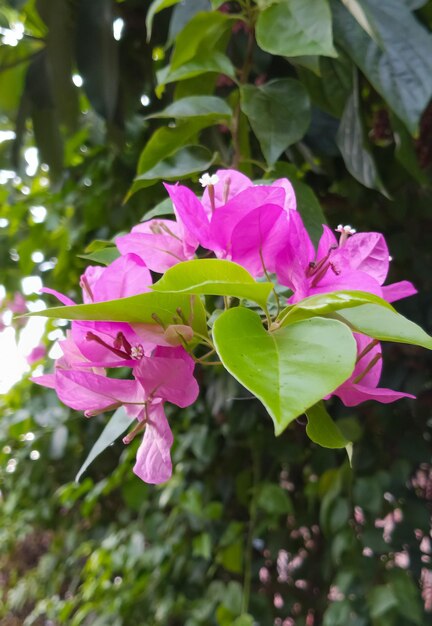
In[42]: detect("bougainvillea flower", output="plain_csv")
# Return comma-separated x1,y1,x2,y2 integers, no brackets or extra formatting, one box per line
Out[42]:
115,219,197,273
276,214,417,303
329,333,415,406
43,254,164,367
163,171,296,277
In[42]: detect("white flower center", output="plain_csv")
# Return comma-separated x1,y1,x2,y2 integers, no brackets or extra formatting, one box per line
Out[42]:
199,172,219,187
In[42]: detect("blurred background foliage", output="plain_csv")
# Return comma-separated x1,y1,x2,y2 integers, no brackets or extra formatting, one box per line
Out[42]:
0,0,432,624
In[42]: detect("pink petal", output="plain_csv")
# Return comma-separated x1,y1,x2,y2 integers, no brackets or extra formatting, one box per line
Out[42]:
133,403,173,484
230,204,289,276
41,287,75,307
381,280,417,303
134,351,199,407
335,232,390,284
164,183,208,249
309,270,383,300
201,168,252,214
116,220,190,272
92,254,152,301
335,383,415,406
55,370,144,416
275,210,314,296
349,333,382,388
80,266,105,303
317,225,338,261
31,373,56,389
272,178,297,212
210,186,286,257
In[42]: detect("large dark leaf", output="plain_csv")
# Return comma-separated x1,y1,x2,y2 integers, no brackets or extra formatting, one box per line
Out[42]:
240,79,311,166
332,0,432,134
336,72,387,195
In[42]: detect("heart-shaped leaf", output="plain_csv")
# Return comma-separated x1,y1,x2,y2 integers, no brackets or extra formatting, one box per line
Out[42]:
213,307,356,435
152,259,273,310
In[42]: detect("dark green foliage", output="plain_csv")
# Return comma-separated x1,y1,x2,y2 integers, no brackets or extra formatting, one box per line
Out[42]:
0,0,431,624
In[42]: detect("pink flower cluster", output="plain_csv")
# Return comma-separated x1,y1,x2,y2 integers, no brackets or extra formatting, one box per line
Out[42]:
33,169,417,484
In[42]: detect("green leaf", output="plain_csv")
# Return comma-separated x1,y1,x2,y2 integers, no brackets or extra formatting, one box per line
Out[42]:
391,113,428,184
75,408,131,482
128,119,214,197
131,145,216,192
277,290,394,327
157,52,235,90
340,0,382,42
306,402,350,448
146,0,182,41
169,11,232,70
78,247,120,266
240,79,311,166
136,119,211,176
31,291,208,336
152,259,273,310
213,308,356,435
336,304,432,350
297,54,353,118
141,197,174,221
257,483,293,515
148,96,232,121
256,0,337,58
332,0,432,134
336,72,387,195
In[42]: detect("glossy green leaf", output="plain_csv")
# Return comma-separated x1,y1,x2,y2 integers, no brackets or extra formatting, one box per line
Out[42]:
148,96,232,121
336,73,387,195
340,0,381,42
241,79,311,166
131,145,216,192
78,247,120,266
213,308,357,435
335,304,432,350
297,54,353,118
75,407,131,482
277,290,394,327
152,259,273,310
170,11,232,70
256,0,337,59
332,0,432,134
157,52,235,91
31,291,208,335
136,119,211,175
306,402,350,448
